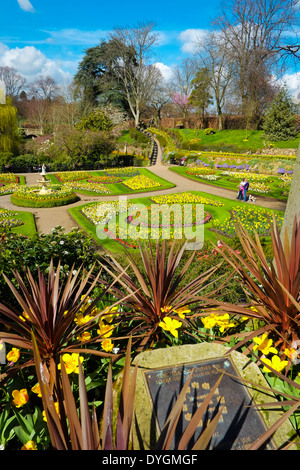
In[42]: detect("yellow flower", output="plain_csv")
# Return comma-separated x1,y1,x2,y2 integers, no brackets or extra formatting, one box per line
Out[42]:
58,353,83,374
74,312,94,326
261,355,288,373
77,331,91,342
173,306,191,319
284,347,297,360
42,402,59,422
21,441,36,450
201,314,218,329
253,333,278,355
97,319,114,338
31,383,42,397
159,316,182,338
7,347,20,363
217,314,237,332
12,389,29,408
102,339,114,352
161,305,172,313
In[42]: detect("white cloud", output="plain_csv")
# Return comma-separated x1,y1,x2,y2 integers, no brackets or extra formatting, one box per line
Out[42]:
0,43,72,84
154,62,174,81
178,29,209,53
17,0,35,13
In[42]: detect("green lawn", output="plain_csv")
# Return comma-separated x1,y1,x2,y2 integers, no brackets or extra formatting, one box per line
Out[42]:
169,166,289,200
2,210,37,238
176,129,300,153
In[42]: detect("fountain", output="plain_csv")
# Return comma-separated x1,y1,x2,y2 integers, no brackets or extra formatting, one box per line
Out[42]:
37,166,51,194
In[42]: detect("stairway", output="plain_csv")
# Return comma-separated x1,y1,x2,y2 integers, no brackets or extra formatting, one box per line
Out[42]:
136,126,159,166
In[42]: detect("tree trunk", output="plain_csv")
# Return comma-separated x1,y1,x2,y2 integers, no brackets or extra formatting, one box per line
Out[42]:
280,142,300,244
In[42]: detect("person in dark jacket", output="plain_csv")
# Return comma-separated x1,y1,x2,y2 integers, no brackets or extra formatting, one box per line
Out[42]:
244,179,249,201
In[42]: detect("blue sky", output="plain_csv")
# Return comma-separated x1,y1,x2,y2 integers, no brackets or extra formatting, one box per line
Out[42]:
0,0,299,97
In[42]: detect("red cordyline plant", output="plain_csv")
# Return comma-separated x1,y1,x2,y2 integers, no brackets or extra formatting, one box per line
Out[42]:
32,333,298,450
32,334,227,450
211,214,300,354
0,260,125,385
98,239,225,350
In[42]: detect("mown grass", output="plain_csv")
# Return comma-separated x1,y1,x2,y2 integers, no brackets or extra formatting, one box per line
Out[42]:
176,129,300,152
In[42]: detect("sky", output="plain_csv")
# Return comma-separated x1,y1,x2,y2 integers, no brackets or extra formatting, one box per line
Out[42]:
0,0,299,98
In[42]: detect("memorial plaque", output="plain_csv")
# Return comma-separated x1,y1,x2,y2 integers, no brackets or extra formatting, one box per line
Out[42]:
144,356,275,450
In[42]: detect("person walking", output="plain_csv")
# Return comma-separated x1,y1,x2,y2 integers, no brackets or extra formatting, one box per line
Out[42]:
244,179,249,202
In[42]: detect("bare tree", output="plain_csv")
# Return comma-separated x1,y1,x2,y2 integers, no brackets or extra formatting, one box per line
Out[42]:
0,66,26,99
29,75,60,101
214,0,299,124
108,22,160,127
195,32,235,130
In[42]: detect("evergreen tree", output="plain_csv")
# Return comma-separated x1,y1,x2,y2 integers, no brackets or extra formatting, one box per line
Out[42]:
262,86,298,141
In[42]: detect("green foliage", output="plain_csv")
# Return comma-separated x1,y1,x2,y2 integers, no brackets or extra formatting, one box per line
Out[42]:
204,127,216,135
262,86,298,141
0,104,20,154
0,227,100,307
76,108,113,131
52,126,116,164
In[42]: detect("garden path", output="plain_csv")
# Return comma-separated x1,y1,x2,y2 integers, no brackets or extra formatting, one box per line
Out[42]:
1,138,287,234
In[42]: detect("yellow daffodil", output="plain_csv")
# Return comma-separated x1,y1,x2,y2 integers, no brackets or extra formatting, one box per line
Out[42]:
253,333,278,356
12,389,29,408
31,383,42,397
21,441,36,450
58,353,83,374
7,347,20,363
159,316,182,338
261,355,288,373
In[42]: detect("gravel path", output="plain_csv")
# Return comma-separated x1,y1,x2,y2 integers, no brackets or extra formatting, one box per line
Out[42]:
2,139,286,234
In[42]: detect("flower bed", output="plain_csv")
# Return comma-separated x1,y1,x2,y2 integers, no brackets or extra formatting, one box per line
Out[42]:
221,171,274,183
81,200,137,225
87,175,122,184
0,173,19,183
151,192,224,207
63,182,111,194
105,167,140,177
123,175,161,190
250,182,271,193
0,208,23,228
0,183,19,195
212,205,284,238
11,185,80,208
55,171,92,182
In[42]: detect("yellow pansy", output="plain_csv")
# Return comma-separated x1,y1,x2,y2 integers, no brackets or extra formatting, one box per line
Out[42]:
97,319,114,338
